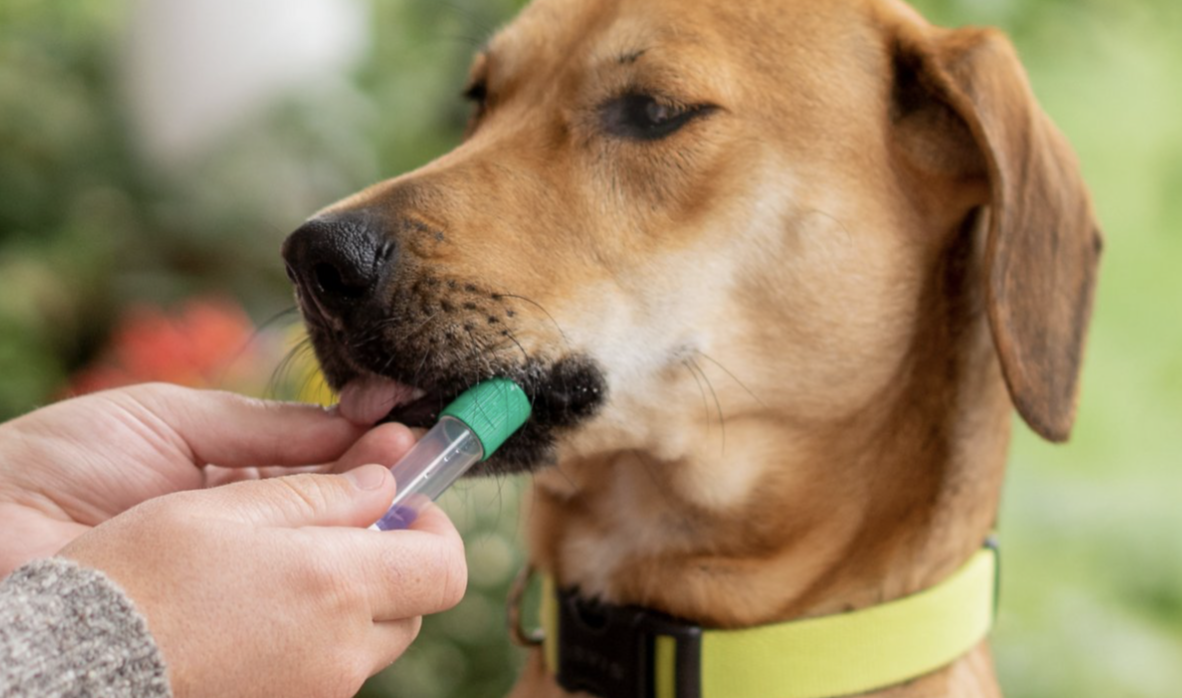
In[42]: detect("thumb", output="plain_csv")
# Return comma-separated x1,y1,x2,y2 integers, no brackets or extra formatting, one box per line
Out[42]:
198,465,397,528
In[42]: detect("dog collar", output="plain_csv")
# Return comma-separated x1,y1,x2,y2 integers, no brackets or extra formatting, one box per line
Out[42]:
534,543,998,698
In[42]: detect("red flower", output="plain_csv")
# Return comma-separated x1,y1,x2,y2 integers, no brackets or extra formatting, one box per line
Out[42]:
67,297,262,395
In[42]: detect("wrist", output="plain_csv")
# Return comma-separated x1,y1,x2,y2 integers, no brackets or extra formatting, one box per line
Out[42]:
0,557,172,697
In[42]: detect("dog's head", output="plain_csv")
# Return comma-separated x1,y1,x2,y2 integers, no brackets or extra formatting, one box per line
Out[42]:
283,0,1100,480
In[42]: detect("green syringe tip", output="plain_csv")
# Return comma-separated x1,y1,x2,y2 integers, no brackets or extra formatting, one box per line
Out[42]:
440,379,532,460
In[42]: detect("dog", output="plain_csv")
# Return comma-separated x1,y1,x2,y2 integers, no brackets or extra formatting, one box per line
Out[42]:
282,0,1101,695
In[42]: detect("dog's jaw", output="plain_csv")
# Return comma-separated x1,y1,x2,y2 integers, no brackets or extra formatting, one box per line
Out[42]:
304,316,611,475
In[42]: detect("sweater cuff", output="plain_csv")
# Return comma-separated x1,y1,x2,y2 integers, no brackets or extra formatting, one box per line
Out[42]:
0,557,172,697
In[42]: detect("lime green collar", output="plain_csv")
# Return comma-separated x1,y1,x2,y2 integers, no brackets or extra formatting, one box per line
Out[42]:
539,546,998,698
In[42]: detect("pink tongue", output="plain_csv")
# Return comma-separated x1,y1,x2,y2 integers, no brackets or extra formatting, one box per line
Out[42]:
338,375,421,425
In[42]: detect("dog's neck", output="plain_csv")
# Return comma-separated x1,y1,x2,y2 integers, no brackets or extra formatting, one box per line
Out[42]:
525,223,1011,631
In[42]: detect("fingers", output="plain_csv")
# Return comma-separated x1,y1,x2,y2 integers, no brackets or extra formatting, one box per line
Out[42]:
357,505,468,621
0,503,89,576
207,486,466,621
190,466,397,528
366,534,468,621
301,503,466,622
137,456,466,621
110,383,366,468
328,423,418,473
201,464,331,488
405,500,465,540
201,423,418,484
196,471,465,619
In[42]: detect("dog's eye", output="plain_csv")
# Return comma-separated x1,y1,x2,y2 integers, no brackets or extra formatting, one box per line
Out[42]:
463,81,488,105
602,94,712,141
463,80,489,123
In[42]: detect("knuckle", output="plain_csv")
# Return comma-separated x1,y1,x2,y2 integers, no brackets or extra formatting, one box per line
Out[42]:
133,492,193,529
422,541,468,610
440,553,469,609
332,576,366,612
304,552,346,597
372,545,411,594
404,615,424,642
326,649,369,695
273,475,332,515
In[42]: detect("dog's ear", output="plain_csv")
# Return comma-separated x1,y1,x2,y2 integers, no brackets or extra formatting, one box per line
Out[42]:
887,14,1103,443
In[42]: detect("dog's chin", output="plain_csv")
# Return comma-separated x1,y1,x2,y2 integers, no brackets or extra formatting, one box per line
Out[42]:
318,345,609,476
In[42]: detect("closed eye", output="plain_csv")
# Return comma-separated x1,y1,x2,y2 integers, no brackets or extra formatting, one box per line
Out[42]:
462,79,490,133
601,93,717,141
463,80,488,105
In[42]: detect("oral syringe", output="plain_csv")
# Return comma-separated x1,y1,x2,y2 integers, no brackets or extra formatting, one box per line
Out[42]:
369,378,531,531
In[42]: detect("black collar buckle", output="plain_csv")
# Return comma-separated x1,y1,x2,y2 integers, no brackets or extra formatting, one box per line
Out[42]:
555,587,703,698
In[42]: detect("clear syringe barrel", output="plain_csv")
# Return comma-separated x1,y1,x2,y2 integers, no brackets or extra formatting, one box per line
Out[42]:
366,378,531,531
370,415,483,531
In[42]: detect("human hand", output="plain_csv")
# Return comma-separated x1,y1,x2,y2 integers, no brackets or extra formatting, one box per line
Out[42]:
60,464,468,698
0,382,409,576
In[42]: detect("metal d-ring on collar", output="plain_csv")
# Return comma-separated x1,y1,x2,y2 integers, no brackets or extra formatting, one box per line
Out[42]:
506,561,704,697
507,563,544,648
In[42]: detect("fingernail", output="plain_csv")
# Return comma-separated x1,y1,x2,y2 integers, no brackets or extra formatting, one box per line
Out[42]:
344,465,387,491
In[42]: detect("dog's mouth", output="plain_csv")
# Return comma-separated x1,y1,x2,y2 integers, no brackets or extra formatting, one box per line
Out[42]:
286,249,609,474
312,327,608,475
337,374,433,426
338,372,512,432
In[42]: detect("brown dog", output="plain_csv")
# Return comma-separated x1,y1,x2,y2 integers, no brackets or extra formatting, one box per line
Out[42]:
282,0,1101,695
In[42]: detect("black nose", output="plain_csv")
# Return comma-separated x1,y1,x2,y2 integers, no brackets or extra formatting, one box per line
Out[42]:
282,212,392,319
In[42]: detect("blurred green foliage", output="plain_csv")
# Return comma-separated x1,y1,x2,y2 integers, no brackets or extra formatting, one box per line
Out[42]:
1,0,1179,697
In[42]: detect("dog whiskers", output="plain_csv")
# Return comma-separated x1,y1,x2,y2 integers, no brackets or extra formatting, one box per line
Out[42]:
685,357,726,457
502,330,532,365
549,459,581,495
434,0,499,43
378,307,442,346
695,352,766,408
267,334,316,400
213,306,302,393
295,357,329,402
682,358,712,435
493,293,571,349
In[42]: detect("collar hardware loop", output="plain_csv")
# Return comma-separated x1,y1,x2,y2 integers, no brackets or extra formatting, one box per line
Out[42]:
555,588,702,698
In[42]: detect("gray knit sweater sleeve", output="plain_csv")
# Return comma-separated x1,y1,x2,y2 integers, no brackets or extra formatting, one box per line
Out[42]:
0,558,171,697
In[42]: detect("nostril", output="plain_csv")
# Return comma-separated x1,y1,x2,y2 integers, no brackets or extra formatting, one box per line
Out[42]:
314,262,369,300
282,210,391,316
284,262,299,284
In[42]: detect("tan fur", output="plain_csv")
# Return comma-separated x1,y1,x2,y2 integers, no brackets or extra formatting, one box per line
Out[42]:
320,0,1101,695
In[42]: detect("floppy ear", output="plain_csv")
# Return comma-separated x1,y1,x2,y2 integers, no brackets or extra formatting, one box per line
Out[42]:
888,16,1103,442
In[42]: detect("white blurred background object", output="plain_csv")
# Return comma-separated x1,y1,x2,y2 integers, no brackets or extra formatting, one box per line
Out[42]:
123,0,370,166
